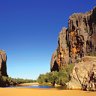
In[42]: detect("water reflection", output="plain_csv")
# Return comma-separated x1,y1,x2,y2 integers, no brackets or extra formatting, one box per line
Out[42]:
9,85,53,89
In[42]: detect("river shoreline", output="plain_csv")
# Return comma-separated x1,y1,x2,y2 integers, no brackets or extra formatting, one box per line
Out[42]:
0,87,96,96
17,82,39,86
0,83,96,96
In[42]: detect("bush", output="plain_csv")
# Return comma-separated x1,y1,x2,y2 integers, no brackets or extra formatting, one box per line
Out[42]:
37,74,48,84
56,69,69,86
0,76,36,87
37,64,74,87
48,71,58,86
12,78,36,84
0,76,15,87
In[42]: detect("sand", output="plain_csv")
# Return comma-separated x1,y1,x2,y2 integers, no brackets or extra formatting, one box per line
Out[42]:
0,88,96,96
18,82,39,86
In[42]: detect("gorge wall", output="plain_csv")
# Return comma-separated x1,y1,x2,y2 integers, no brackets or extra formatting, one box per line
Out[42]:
0,50,17,87
51,7,96,71
0,50,8,77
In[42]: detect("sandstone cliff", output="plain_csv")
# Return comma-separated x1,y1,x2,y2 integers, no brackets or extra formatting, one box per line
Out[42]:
50,7,96,90
0,50,11,87
0,50,17,87
0,50,8,76
51,7,96,71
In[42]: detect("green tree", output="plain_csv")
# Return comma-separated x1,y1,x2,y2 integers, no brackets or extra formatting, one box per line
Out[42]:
48,71,58,86
56,69,69,86
37,64,74,88
37,74,48,84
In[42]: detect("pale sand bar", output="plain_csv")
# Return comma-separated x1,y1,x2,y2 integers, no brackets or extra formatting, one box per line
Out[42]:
18,82,39,86
0,88,96,96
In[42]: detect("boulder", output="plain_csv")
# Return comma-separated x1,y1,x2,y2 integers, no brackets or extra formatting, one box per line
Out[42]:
67,56,96,91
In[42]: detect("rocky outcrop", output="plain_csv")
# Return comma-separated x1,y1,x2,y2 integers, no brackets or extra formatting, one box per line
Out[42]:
0,50,8,76
67,56,96,91
50,7,96,90
0,50,9,87
51,28,69,71
0,50,17,87
50,7,96,71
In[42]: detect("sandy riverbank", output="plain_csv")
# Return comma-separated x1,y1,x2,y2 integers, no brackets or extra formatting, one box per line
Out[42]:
0,88,96,96
18,82,39,86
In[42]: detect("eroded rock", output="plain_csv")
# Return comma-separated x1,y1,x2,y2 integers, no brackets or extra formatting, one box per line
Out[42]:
67,56,96,91
50,7,96,90
50,7,96,71
0,50,8,76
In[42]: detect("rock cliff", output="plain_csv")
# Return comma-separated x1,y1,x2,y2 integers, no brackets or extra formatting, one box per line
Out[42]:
51,7,96,71
0,50,8,76
0,50,17,87
67,56,96,91
50,7,96,90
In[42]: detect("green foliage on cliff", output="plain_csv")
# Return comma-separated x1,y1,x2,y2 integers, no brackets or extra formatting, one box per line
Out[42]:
37,64,74,87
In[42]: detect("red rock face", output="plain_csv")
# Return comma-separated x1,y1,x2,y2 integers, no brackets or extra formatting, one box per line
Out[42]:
50,7,96,71
0,50,8,76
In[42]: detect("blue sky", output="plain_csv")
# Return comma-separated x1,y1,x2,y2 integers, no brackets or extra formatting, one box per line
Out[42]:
0,0,95,79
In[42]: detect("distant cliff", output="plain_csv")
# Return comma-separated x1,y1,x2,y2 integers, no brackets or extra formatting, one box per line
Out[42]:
0,50,17,87
51,7,96,71
0,50,8,77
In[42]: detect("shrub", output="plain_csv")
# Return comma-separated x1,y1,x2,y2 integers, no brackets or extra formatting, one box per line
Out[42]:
37,64,74,87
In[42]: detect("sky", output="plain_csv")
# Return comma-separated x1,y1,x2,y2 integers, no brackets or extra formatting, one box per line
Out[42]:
0,0,96,79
